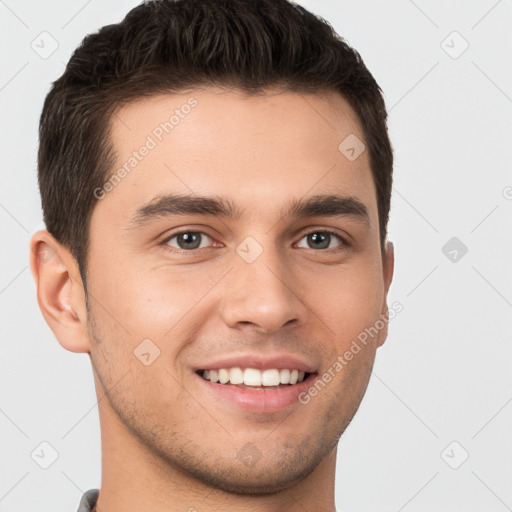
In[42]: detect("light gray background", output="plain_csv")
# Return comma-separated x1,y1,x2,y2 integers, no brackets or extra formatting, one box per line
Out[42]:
1,0,511,511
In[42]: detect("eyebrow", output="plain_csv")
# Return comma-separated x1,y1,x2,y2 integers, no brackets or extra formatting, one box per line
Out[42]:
127,193,370,229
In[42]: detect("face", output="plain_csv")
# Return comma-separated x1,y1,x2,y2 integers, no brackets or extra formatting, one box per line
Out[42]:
78,88,393,493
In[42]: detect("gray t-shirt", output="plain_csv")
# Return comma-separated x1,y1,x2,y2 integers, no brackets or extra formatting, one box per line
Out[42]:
76,489,99,512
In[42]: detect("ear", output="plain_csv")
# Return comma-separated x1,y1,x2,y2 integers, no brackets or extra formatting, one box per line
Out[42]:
376,241,395,348
29,230,91,353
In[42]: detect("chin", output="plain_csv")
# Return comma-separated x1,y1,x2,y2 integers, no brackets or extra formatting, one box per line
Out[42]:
184,459,319,495
162,437,329,496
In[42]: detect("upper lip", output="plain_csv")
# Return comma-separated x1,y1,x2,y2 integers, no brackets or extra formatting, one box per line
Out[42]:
194,353,318,373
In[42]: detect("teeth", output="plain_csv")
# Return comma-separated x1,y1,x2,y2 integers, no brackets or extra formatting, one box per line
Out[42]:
201,367,308,386
229,367,244,385
261,369,280,386
280,369,291,384
244,368,262,386
218,368,230,384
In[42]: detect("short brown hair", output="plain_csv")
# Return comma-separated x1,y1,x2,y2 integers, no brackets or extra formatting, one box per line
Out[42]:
38,0,393,292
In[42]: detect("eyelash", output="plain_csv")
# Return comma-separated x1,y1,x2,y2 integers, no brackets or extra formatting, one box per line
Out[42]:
160,229,350,253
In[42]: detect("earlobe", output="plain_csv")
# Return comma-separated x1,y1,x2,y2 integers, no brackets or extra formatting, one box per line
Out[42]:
29,230,91,353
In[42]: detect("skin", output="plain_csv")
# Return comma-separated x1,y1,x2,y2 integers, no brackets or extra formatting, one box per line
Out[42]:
30,87,394,512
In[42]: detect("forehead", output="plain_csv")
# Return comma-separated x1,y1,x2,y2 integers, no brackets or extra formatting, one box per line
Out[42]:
95,87,378,230
110,87,365,159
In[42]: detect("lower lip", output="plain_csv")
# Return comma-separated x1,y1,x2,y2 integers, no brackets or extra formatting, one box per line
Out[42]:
196,373,314,413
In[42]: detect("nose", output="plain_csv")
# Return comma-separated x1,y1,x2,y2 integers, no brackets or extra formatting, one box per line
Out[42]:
219,241,309,334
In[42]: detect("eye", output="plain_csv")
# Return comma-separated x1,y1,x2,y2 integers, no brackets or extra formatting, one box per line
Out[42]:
161,229,349,253
296,230,347,250
163,231,215,251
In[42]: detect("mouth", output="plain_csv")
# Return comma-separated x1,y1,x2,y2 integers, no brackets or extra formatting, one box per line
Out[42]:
192,352,319,413
196,367,311,390
194,366,317,413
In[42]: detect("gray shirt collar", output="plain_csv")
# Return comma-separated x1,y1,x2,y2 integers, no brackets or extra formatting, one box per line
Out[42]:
76,489,99,512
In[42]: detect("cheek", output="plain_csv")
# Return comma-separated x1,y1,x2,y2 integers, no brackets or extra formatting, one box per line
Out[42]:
88,255,214,334
87,300,183,414
301,257,385,342
87,262,227,385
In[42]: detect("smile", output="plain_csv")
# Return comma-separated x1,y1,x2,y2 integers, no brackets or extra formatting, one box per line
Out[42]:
199,367,308,388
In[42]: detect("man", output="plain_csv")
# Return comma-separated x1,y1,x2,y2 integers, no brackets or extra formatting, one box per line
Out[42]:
30,0,395,510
